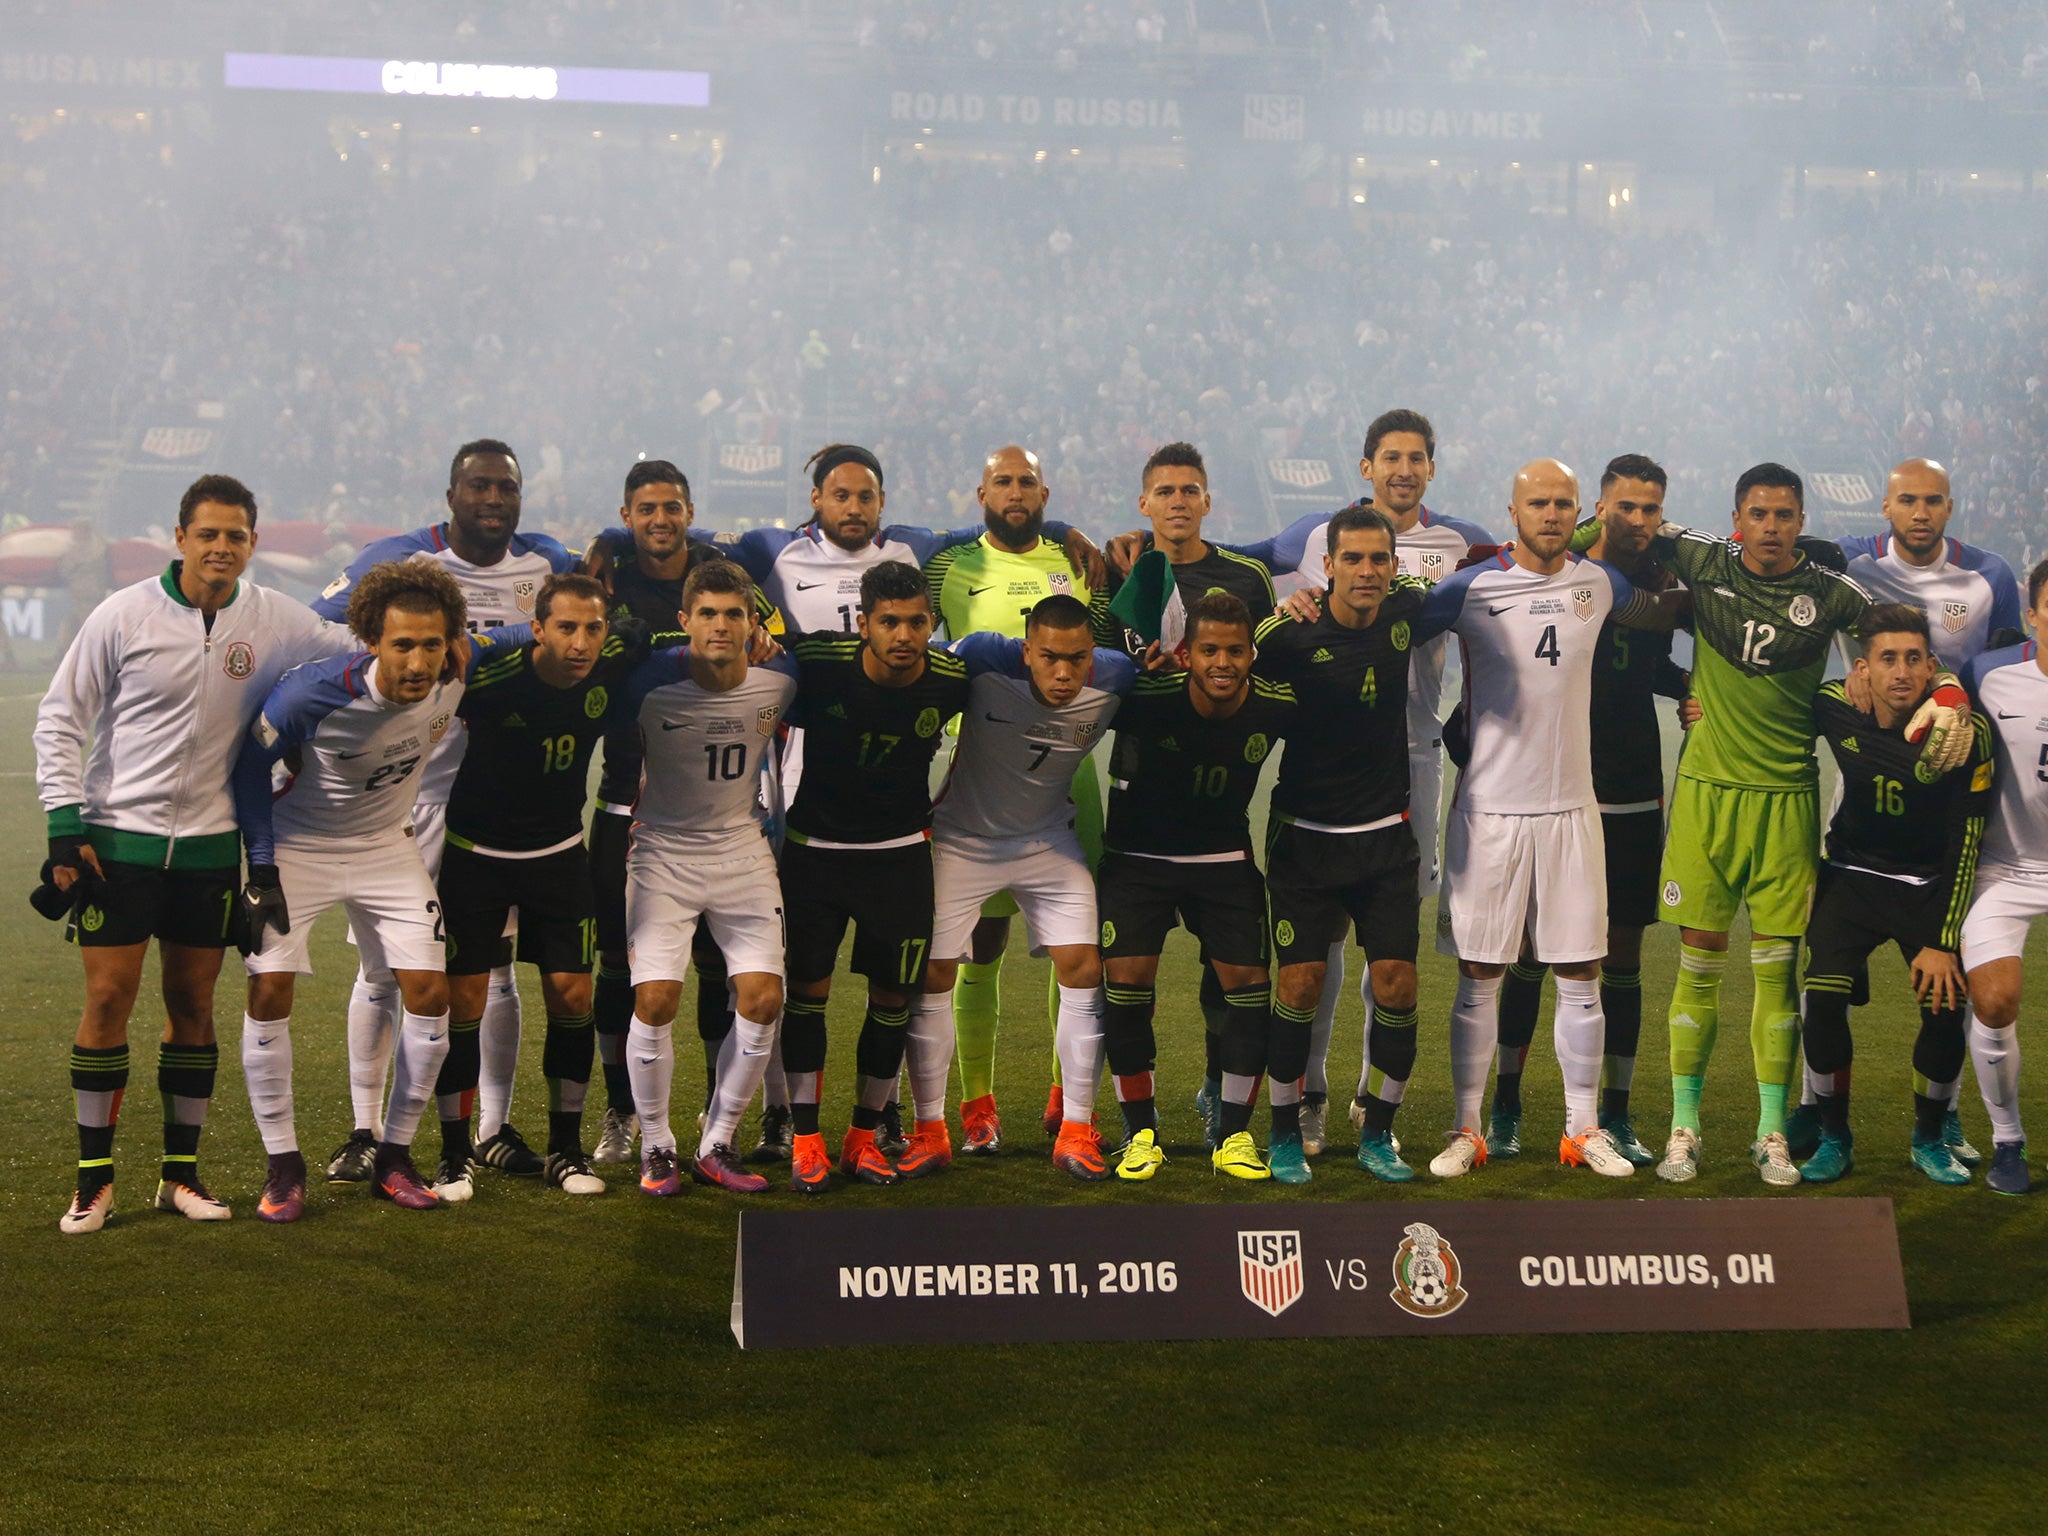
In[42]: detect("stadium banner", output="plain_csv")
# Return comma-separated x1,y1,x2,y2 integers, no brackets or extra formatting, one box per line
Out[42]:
730,1197,1908,1348
222,53,710,108
877,78,1203,140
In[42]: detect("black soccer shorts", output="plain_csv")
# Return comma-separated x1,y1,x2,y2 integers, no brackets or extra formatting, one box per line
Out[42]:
1601,806,1666,930
440,842,595,977
1805,863,1951,979
72,858,239,950
780,838,936,989
1264,821,1420,966
1095,850,1268,968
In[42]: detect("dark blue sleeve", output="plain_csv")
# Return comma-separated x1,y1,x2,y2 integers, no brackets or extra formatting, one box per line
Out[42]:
884,524,985,566
311,532,432,623
1094,648,1141,697
697,526,788,582
233,664,342,863
465,624,534,680
950,632,1023,677
1224,510,1326,574
1412,565,1475,644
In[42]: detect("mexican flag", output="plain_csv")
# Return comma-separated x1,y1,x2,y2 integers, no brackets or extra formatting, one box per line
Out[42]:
1108,549,1186,651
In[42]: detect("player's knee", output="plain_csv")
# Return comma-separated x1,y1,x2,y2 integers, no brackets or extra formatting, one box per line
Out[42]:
543,973,593,1016
159,986,216,1039
1971,980,2021,1029
1275,967,1323,1014
399,973,449,1016
1050,948,1101,990
735,975,783,1023
1367,963,1417,1013
923,958,960,994
246,972,294,1021
634,982,682,1029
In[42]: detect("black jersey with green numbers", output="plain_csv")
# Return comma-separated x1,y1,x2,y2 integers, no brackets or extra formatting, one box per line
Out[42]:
449,627,646,853
1104,673,1296,858
1251,580,1422,827
1090,539,1277,655
1589,562,1686,808
784,635,970,844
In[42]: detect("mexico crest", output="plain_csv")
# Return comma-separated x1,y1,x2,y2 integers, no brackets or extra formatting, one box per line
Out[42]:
1390,1222,1468,1318
223,641,255,679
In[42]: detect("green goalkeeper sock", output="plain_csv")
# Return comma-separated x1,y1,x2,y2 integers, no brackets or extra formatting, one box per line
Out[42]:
1667,943,1726,1133
1750,938,1801,1139
955,959,1001,1104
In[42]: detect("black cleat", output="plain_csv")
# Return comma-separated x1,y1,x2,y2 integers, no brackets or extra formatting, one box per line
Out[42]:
474,1123,545,1177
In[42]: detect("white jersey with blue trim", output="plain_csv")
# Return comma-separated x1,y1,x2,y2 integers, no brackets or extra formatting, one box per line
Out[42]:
934,633,1136,850
1417,550,1632,815
1965,642,2048,873
707,523,984,636
1836,533,2022,669
622,648,797,857
313,523,577,805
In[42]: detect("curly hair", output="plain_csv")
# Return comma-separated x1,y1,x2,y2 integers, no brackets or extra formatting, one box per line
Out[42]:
345,558,468,645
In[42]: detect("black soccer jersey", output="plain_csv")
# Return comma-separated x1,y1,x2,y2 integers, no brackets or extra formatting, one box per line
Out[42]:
1589,566,1685,808
1253,580,1422,827
784,636,970,844
1103,673,1296,858
1091,540,1276,655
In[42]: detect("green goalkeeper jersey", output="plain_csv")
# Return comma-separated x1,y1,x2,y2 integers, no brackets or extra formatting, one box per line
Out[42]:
1655,526,1869,791
924,532,1095,641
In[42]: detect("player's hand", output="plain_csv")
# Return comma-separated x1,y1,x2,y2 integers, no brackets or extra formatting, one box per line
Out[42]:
1277,587,1320,624
1104,530,1147,577
1679,697,1703,731
31,834,102,919
1910,947,1966,1012
1457,542,1503,571
580,534,618,592
746,625,783,665
1841,668,1875,713
1062,528,1108,592
444,631,472,682
1907,683,1974,775
235,863,291,956
1138,641,1178,673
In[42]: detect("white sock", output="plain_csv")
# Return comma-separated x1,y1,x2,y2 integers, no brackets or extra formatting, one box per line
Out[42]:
1306,939,1344,1097
627,1016,677,1152
242,1013,297,1155
476,966,521,1140
1801,1060,1821,1108
1552,974,1605,1136
906,991,955,1124
346,975,396,1136
1449,972,1502,1133
1055,984,1105,1125
383,1009,452,1148
1970,1013,2025,1144
701,1011,778,1156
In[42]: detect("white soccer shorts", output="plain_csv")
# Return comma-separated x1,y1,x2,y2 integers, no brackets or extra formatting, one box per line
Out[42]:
1437,803,1608,966
248,838,446,977
626,833,785,984
1960,864,2048,970
931,833,1098,960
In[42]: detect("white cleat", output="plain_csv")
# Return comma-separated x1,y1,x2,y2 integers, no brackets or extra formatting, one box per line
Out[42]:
1751,1131,1800,1187
1428,1127,1488,1179
1656,1126,1701,1183
1299,1097,1327,1158
431,1158,476,1203
60,1183,115,1234
593,1108,638,1166
1561,1126,1634,1178
155,1179,233,1220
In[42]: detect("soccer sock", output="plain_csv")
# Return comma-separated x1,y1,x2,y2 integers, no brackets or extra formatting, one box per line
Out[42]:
1598,965,1642,1121
433,1015,482,1166
1104,984,1159,1133
1268,999,1315,1141
905,992,955,1124
476,966,521,1141
701,1010,779,1157
1354,982,1379,1101
593,957,635,1113
1910,1004,1967,1140
1305,940,1346,1099
1218,985,1269,1138
1801,976,1855,1138
1448,972,1502,1133
1199,966,1228,1090
851,1000,910,1129
1552,974,1605,1137
1494,960,1547,1114
1667,943,1726,1133
1269,1074,1302,1140
71,1042,128,1198
1969,1012,2025,1144
697,965,733,1101
157,1040,217,1188
240,1016,296,1155
382,1008,453,1151
626,1015,677,1153
781,996,828,1137
1054,985,1105,1126
541,1010,595,1155
346,976,397,1137
1045,969,1064,1091
1750,939,1801,1140
1359,999,1416,1133
954,959,1001,1103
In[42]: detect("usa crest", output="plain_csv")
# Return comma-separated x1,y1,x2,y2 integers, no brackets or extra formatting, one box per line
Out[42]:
428,712,453,742
757,705,781,736
1237,1230,1304,1317
1942,600,1970,635
1420,551,1446,580
222,640,256,679
513,579,537,615
1390,1222,1468,1318
1572,586,1595,623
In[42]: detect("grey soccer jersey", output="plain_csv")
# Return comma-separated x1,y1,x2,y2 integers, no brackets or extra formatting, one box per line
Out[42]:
622,650,797,857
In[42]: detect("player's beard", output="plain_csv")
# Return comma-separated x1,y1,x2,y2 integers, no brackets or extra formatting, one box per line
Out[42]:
984,506,1044,548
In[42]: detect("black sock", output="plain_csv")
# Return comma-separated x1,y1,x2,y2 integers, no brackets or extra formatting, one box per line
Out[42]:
158,1040,217,1187
593,958,635,1112
1220,1099,1254,1137
1363,999,1418,1132
1912,1092,1948,1142
1598,965,1641,1121
781,996,829,1139
1120,1096,1158,1134
542,1011,595,1154
1816,1089,1851,1137
548,1110,583,1157
71,1042,128,1199
1493,961,1545,1113
1271,1101,1300,1139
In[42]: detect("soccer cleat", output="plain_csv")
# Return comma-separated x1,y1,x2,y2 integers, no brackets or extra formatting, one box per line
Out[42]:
839,1128,900,1186
371,1151,440,1209
1347,1096,1368,1131
1943,1108,1983,1168
896,1120,953,1180
544,1150,607,1195
257,1158,306,1224
1428,1127,1488,1179
1211,1130,1271,1181
1117,1129,1167,1182
638,1145,682,1197
1750,1131,1800,1187
593,1107,639,1166
877,1101,908,1158
1909,1133,1972,1186
475,1123,545,1177
1656,1127,1701,1183
790,1131,832,1194
430,1156,476,1204
1782,1102,1824,1162
1560,1127,1634,1178
747,1103,793,1165
60,1182,114,1234
1487,1108,1522,1159
1052,1122,1109,1182
325,1128,378,1184
1195,1080,1223,1149
1799,1130,1854,1184
156,1177,233,1221
1355,1127,1414,1182
961,1094,1003,1156
1299,1094,1327,1157
1986,1140,2031,1196
1268,1132,1312,1185
691,1144,771,1194
1598,1112,1655,1166
1042,1082,1064,1139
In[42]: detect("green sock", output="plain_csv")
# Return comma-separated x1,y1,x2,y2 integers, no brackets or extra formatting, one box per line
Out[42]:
1667,943,1726,1131
1671,1074,1705,1133
954,959,1001,1103
1750,938,1801,1139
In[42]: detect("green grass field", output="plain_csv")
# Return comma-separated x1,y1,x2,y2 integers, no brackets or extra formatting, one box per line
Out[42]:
4,670,2046,1535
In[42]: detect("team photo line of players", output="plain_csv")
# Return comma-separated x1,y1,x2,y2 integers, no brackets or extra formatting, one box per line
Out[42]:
33,412,2048,1231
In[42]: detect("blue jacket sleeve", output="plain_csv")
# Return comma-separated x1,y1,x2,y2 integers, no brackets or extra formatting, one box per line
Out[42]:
1411,565,1475,644
1224,510,1327,574
949,632,1024,677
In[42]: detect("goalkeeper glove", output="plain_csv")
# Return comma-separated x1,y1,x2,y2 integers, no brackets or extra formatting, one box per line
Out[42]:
235,863,292,956
30,833,98,920
1907,682,1974,775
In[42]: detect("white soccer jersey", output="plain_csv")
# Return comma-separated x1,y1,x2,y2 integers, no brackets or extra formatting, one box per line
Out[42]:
1838,533,2022,670
1965,642,2048,874
1417,550,1632,815
699,522,983,635
622,649,797,856
934,634,1136,850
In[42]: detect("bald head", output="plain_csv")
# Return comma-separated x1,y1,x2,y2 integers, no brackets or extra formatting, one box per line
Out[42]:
1507,458,1580,567
1884,457,1953,560
978,444,1049,549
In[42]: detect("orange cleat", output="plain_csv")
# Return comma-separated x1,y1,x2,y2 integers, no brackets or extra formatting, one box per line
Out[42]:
790,1131,832,1195
839,1126,900,1186
1052,1121,1109,1182
896,1119,954,1180
1042,1082,1064,1138
961,1093,1004,1156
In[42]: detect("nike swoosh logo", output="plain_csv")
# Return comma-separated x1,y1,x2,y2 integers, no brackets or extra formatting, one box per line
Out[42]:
256,1035,279,1048
1488,604,1517,616
795,581,824,591
660,720,691,731
337,750,370,760
637,1056,659,1066
425,1033,445,1043
1998,711,2022,719
984,711,1015,724
740,1046,769,1057
969,586,993,596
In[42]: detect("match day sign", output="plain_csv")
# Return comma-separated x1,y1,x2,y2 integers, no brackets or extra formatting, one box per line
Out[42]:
729,1198,1907,1349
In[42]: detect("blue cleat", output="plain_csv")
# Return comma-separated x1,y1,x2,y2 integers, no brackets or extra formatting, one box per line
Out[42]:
1194,1078,1223,1150
1909,1133,1971,1186
1799,1130,1854,1184
1783,1102,1824,1162
1356,1127,1415,1183
1487,1108,1521,1159
1267,1133,1312,1185
1943,1108,1983,1168
1986,1140,2031,1196
1599,1112,1655,1166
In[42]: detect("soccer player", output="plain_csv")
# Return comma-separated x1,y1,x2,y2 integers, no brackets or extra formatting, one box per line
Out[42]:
1649,463,1975,1186
618,561,796,1196
35,475,348,1232
1252,504,1430,1182
232,561,470,1218
1801,605,1993,1183
907,596,1138,1182
1958,569,2048,1194
924,445,1106,1153
779,562,971,1190
1417,459,1671,1182
314,440,576,1185
1489,455,1685,1166
1096,592,1297,1182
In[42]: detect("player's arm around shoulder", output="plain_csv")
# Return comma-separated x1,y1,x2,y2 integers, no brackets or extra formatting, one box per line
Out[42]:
34,583,138,824
1411,560,1482,644
948,630,1023,677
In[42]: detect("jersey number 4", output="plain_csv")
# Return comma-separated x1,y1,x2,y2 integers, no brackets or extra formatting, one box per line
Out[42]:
1534,626,1560,667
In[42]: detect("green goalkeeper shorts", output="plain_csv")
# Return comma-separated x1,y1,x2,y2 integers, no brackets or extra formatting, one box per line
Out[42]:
1658,778,1819,938
978,755,1106,920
